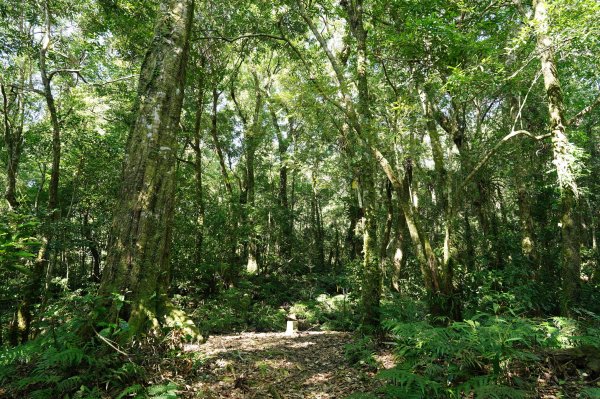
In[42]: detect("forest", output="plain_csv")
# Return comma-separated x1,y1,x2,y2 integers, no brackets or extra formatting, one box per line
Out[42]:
0,0,599,397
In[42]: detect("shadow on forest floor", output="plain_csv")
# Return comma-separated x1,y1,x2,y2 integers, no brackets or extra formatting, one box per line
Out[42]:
168,331,393,398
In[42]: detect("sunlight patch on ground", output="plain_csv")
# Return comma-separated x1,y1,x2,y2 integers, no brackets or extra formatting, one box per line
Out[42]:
177,330,386,398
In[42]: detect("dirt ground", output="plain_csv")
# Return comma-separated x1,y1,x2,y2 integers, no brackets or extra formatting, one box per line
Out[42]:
170,331,393,398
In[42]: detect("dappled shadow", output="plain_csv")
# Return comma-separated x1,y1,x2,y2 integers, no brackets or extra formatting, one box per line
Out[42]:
178,331,385,398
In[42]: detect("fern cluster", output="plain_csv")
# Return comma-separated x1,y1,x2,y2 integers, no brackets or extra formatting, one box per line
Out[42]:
0,293,180,399
378,313,599,399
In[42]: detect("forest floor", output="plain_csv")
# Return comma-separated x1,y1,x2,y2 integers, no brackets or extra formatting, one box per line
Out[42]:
166,331,393,398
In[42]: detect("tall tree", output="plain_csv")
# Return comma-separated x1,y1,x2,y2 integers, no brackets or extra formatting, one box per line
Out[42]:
97,0,199,338
533,0,581,315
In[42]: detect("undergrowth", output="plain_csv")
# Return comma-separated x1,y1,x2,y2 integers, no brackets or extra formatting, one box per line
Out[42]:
0,291,182,399
374,312,600,398
190,274,360,334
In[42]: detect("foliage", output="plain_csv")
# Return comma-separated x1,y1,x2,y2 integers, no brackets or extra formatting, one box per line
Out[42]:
345,336,378,369
0,291,181,398
289,293,360,331
378,312,600,398
191,274,360,334
0,213,39,275
0,0,599,397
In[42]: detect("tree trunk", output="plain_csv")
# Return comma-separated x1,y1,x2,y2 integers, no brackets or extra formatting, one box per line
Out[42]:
243,74,263,274
14,0,62,343
192,67,206,266
83,211,101,282
533,0,581,315
380,180,393,273
517,185,539,268
344,0,381,329
346,193,362,262
210,88,233,197
310,170,325,272
40,1,61,223
419,89,460,319
270,106,293,262
97,0,199,339
1,83,24,210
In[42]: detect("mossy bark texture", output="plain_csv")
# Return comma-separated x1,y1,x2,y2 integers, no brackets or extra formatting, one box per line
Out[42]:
98,0,198,339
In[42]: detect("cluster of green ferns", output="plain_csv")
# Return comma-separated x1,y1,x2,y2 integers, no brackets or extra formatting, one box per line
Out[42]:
0,310,178,399
377,314,600,398
350,311,600,399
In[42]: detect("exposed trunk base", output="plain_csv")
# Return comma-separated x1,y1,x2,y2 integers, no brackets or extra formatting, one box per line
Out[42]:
559,192,581,316
125,297,201,341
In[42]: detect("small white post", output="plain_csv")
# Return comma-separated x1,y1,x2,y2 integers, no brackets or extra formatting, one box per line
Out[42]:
285,320,298,336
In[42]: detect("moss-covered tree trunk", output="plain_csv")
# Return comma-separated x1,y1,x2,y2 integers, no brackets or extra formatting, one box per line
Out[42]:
1,82,24,210
533,0,581,315
11,0,62,344
269,105,292,261
97,0,198,338
192,65,206,267
344,0,381,329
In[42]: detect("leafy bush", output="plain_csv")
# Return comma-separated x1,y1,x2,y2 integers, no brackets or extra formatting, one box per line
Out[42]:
193,282,361,334
463,266,557,317
289,293,360,331
380,295,427,323
248,302,287,331
0,212,39,275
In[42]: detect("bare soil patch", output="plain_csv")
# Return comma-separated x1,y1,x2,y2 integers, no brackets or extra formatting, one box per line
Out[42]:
174,331,390,398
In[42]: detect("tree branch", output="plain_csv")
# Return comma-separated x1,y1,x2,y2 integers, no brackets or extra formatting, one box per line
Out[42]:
90,74,136,86
567,93,600,127
48,69,88,83
462,130,551,189
177,156,195,166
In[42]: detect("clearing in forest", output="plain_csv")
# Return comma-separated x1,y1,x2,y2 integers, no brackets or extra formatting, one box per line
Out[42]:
172,331,391,398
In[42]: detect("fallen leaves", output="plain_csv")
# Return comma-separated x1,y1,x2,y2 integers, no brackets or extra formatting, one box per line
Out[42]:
172,331,388,398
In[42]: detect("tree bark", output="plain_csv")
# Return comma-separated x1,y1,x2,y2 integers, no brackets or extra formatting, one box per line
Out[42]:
343,0,381,329
311,170,325,271
40,0,61,223
533,0,581,315
1,83,24,210
269,106,293,261
245,75,264,274
209,88,233,197
13,0,62,343
97,0,199,339
83,211,101,282
192,66,206,266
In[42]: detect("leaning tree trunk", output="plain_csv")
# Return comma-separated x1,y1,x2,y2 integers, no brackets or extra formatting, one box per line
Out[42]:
97,0,199,339
533,0,581,316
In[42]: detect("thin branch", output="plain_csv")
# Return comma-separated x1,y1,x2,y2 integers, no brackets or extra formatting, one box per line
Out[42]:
9,73,133,96
511,71,542,132
567,93,600,127
230,86,248,126
47,69,88,83
195,33,288,43
90,74,136,87
376,55,399,98
94,328,130,357
462,130,551,189
9,83,44,96
177,157,195,166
